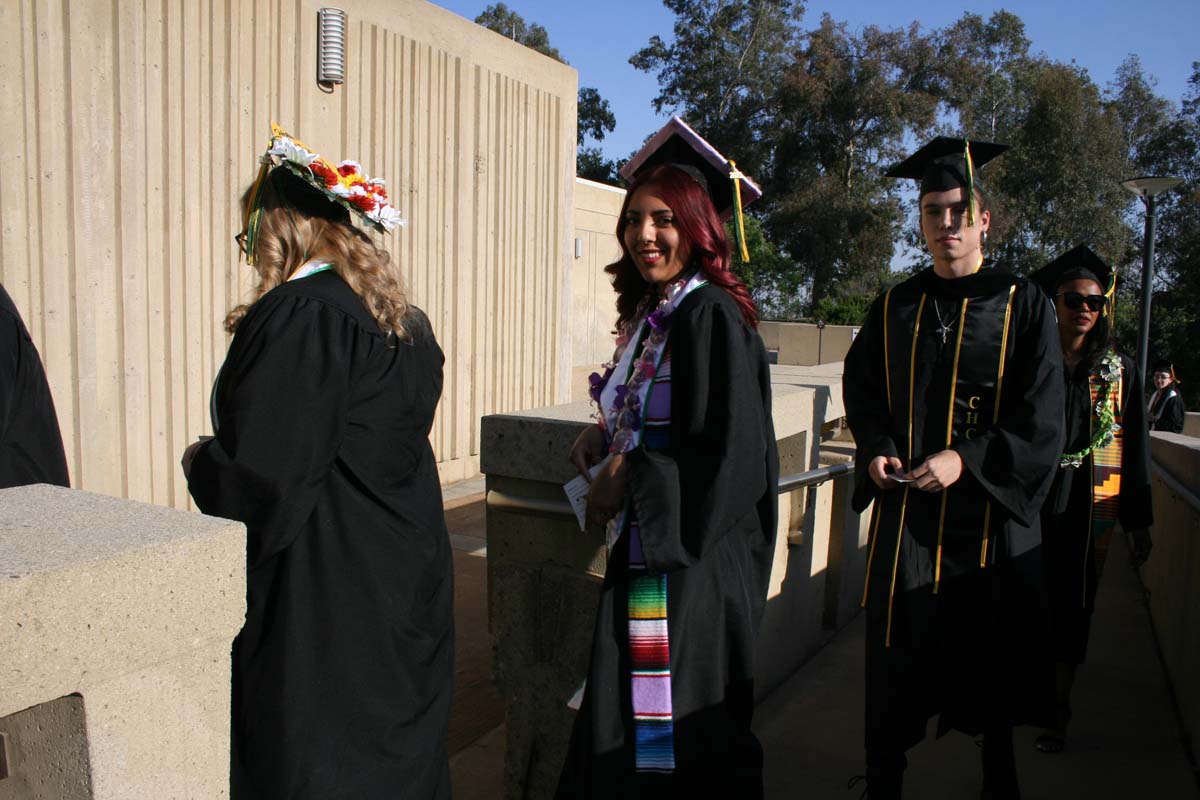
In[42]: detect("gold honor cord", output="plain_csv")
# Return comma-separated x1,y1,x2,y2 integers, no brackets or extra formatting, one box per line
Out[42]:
862,287,897,609
886,293,926,648
933,298,970,594
861,498,884,608
980,284,1017,567
883,287,895,414
729,161,750,263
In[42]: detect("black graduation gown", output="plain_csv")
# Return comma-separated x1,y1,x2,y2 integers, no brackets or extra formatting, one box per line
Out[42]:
1041,355,1153,664
556,285,779,799
187,271,453,800
0,283,69,489
1149,387,1185,433
843,267,1064,754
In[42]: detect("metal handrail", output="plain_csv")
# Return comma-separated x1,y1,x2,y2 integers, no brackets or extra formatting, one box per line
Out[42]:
777,462,854,494
485,461,856,517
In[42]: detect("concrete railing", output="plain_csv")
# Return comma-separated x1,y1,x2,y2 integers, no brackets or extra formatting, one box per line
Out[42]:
759,321,859,367
479,364,866,798
0,485,244,799
1141,432,1200,767
1182,412,1199,438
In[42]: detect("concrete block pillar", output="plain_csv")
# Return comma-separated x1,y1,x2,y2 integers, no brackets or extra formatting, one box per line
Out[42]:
0,485,244,799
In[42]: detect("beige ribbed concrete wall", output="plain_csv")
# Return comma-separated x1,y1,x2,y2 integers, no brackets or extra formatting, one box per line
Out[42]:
569,177,625,400
0,0,576,506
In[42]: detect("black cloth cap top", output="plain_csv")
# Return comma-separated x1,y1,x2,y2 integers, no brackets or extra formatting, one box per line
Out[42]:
1151,360,1176,375
1030,245,1114,297
884,136,1008,196
619,116,761,221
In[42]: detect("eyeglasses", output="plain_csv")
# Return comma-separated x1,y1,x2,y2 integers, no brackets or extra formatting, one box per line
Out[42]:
1057,292,1106,312
234,231,248,255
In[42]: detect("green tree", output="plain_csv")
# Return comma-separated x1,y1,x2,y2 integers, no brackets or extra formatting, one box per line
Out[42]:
990,62,1131,274
770,15,940,307
630,0,804,178
1128,62,1200,405
936,11,1035,140
474,4,617,178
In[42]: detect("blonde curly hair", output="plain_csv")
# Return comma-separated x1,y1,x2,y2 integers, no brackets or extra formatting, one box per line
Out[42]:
226,167,410,338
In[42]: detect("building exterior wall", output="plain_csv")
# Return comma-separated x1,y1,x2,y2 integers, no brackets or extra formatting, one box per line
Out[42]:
569,177,625,400
0,0,576,506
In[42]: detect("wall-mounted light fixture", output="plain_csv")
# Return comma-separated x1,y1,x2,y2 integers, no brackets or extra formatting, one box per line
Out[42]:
317,8,347,90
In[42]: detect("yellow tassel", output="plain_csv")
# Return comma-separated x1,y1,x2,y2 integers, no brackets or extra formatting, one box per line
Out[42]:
729,160,750,263
964,138,976,228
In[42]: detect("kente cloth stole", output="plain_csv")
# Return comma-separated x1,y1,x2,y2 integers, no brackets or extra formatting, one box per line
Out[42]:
1090,370,1124,579
628,354,674,772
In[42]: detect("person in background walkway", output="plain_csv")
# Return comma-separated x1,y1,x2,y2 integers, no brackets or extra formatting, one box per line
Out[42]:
1147,361,1185,433
0,283,69,489
557,117,778,798
182,125,452,799
1029,245,1153,755
843,137,1063,799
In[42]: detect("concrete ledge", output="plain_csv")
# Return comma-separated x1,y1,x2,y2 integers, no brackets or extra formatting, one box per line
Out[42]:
0,484,245,799
1144,434,1200,768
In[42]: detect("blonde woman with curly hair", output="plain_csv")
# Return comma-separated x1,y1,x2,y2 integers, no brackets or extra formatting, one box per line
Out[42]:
183,129,452,799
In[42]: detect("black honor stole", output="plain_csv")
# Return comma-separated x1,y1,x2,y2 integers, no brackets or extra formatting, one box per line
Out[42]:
879,279,1019,588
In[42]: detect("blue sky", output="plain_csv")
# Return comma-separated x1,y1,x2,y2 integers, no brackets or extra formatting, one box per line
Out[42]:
432,0,1198,163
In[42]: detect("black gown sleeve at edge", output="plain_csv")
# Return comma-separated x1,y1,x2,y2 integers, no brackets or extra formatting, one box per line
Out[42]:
625,294,774,574
187,294,357,569
843,293,900,513
951,284,1064,527
1118,355,1154,531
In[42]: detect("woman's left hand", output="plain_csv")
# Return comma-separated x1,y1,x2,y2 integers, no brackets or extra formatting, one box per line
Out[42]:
180,436,212,479
909,449,963,493
585,452,628,528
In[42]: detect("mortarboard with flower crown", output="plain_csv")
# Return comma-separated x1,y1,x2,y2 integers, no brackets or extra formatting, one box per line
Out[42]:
241,123,405,264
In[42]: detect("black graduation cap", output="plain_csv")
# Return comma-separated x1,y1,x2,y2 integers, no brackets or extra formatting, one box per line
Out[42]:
1030,245,1115,297
619,116,761,222
1151,360,1181,382
884,136,1008,196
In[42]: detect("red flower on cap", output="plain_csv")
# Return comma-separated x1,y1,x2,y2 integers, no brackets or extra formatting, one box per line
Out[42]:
308,160,339,188
348,193,378,212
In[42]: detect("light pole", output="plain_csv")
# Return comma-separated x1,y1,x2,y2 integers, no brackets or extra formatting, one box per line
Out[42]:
1121,176,1182,385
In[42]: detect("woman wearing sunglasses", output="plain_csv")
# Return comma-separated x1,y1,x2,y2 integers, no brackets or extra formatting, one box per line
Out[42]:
1030,245,1153,755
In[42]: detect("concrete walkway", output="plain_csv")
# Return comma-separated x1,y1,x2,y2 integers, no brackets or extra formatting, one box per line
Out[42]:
444,488,1199,798
755,531,1199,798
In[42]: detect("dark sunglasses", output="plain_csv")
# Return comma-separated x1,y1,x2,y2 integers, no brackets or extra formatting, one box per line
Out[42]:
1057,291,1106,312
234,231,248,255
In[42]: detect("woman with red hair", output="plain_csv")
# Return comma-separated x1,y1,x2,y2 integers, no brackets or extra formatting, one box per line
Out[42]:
557,119,778,798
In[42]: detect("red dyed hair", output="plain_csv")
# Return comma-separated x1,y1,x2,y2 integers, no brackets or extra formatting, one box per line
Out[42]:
608,165,759,329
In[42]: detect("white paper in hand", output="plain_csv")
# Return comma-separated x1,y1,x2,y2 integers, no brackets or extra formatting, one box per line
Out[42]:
563,454,612,531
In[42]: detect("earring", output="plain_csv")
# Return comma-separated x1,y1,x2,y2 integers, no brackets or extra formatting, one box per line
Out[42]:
981,230,989,248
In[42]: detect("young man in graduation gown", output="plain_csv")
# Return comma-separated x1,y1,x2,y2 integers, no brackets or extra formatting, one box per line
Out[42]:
0,283,69,489
1028,245,1153,754
1147,361,1185,433
843,138,1064,799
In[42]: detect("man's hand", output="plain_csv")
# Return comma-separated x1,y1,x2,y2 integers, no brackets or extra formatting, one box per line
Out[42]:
909,450,964,493
868,455,907,490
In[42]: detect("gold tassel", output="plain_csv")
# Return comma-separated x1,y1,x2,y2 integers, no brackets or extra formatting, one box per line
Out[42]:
729,160,750,263
963,138,976,228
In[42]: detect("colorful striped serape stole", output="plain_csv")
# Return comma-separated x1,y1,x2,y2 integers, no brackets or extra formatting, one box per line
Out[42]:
629,353,675,772
1089,371,1123,581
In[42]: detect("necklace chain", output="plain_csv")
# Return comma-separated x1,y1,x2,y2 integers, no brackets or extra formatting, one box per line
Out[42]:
932,298,955,344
